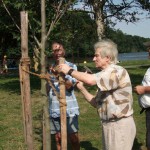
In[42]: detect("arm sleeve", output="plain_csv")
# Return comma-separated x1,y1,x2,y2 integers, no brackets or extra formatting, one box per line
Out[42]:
142,68,150,86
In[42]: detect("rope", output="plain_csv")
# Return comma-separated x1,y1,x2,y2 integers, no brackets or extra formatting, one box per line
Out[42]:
21,67,67,106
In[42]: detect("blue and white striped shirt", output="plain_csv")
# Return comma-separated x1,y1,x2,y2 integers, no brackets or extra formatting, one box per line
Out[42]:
49,61,79,118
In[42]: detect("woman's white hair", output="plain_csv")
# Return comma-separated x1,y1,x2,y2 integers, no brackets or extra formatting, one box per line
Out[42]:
94,39,118,64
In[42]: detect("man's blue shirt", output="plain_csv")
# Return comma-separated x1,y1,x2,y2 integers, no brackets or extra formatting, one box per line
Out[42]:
49,61,79,118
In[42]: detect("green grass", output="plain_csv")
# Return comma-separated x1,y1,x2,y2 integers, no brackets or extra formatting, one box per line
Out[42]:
119,59,150,66
0,60,150,150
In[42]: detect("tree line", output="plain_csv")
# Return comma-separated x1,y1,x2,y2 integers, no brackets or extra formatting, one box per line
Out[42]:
0,10,149,60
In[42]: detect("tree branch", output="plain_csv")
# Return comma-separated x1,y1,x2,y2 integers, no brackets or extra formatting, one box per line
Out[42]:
28,22,41,48
46,0,73,39
2,0,21,32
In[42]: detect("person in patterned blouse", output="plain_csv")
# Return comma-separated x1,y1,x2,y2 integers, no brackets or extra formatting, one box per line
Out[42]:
59,39,136,150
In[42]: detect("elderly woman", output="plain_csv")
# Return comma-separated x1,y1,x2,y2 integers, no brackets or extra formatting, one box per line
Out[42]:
59,39,136,150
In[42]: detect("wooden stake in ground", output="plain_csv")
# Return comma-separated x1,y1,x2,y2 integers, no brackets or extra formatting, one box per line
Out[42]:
59,57,67,150
19,11,34,150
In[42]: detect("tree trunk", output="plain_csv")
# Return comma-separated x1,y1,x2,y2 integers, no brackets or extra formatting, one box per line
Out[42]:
41,0,47,94
19,11,34,150
41,0,51,150
96,13,105,41
93,1,105,40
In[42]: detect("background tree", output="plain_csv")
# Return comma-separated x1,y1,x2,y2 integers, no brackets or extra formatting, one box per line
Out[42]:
49,11,97,62
137,0,150,11
0,0,150,67
74,0,150,40
1,0,75,93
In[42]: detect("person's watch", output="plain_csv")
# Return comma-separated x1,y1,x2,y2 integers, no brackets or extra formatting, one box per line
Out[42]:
67,69,74,76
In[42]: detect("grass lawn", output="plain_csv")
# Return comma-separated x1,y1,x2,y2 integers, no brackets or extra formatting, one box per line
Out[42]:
0,60,150,150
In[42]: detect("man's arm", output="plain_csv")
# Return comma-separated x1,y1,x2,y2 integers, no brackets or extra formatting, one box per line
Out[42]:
134,85,150,94
76,81,97,108
59,64,96,86
71,70,96,86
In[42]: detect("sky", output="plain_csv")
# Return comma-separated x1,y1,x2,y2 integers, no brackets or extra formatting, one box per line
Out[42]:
111,0,150,38
114,18,150,38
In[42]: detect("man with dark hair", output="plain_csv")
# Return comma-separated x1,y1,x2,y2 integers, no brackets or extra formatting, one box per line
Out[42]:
47,41,80,150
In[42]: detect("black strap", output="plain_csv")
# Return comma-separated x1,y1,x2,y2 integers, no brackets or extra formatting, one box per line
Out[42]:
140,108,146,114
140,107,150,114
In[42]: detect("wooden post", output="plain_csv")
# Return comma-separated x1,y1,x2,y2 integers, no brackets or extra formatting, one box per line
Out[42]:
59,57,67,150
19,11,34,150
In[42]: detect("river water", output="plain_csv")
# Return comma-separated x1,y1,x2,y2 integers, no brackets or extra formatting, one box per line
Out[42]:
118,52,149,61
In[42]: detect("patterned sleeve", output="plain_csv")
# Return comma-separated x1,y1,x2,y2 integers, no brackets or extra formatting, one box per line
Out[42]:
94,67,129,91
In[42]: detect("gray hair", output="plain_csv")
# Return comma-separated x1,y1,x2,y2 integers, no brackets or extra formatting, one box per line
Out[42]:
94,39,118,64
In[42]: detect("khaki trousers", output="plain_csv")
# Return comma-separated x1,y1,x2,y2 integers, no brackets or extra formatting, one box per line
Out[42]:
102,116,136,150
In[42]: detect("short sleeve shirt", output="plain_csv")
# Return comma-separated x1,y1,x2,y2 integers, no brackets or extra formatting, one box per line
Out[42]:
138,67,150,108
49,61,79,118
93,64,133,121
142,67,150,86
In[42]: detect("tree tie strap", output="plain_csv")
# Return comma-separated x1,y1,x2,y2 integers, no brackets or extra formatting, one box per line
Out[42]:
21,67,67,106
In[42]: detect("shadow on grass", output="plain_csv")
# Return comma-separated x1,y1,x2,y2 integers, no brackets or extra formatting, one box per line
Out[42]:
0,74,40,94
80,141,99,150
80,138,142,150
33,112,43,143
132,137,143,150
50,137,99,150
128,70,146,87
124,66,146,86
